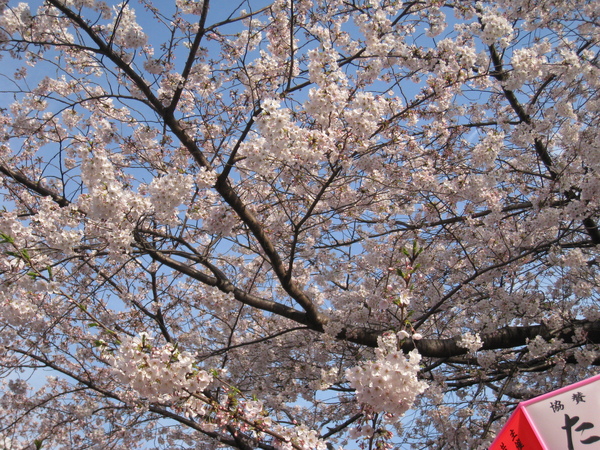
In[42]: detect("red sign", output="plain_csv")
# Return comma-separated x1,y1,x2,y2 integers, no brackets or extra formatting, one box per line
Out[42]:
490,373,600,450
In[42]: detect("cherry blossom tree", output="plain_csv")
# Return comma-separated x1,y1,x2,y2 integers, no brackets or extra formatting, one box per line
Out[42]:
0,0,598,448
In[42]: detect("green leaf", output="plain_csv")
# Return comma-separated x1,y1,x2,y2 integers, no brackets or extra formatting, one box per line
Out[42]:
0,232,14,244
20,248,31,262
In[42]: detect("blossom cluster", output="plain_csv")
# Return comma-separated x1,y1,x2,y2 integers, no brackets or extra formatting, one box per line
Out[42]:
457,332,483,353
0,3,32,36
105,4,146,48
106,333,212,415
0,0,599,448
0,288,45,332
506,41,551,90
77,149,150,251
478,11,513,47
346,333,428,420
176,0,204,15
272,424,328,450
147,172,193,224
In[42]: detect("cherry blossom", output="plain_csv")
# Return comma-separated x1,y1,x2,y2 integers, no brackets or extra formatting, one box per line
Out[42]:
346,333,428,420
0,0,598,448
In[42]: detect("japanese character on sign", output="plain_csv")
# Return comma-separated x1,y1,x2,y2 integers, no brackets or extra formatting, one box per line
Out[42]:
507,429,525,449
550,400,565,413
572,392,586,405
562,414,600,450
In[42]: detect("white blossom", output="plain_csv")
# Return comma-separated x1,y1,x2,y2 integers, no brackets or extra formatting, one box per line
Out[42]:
457,332,483,353
346,334,428,420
